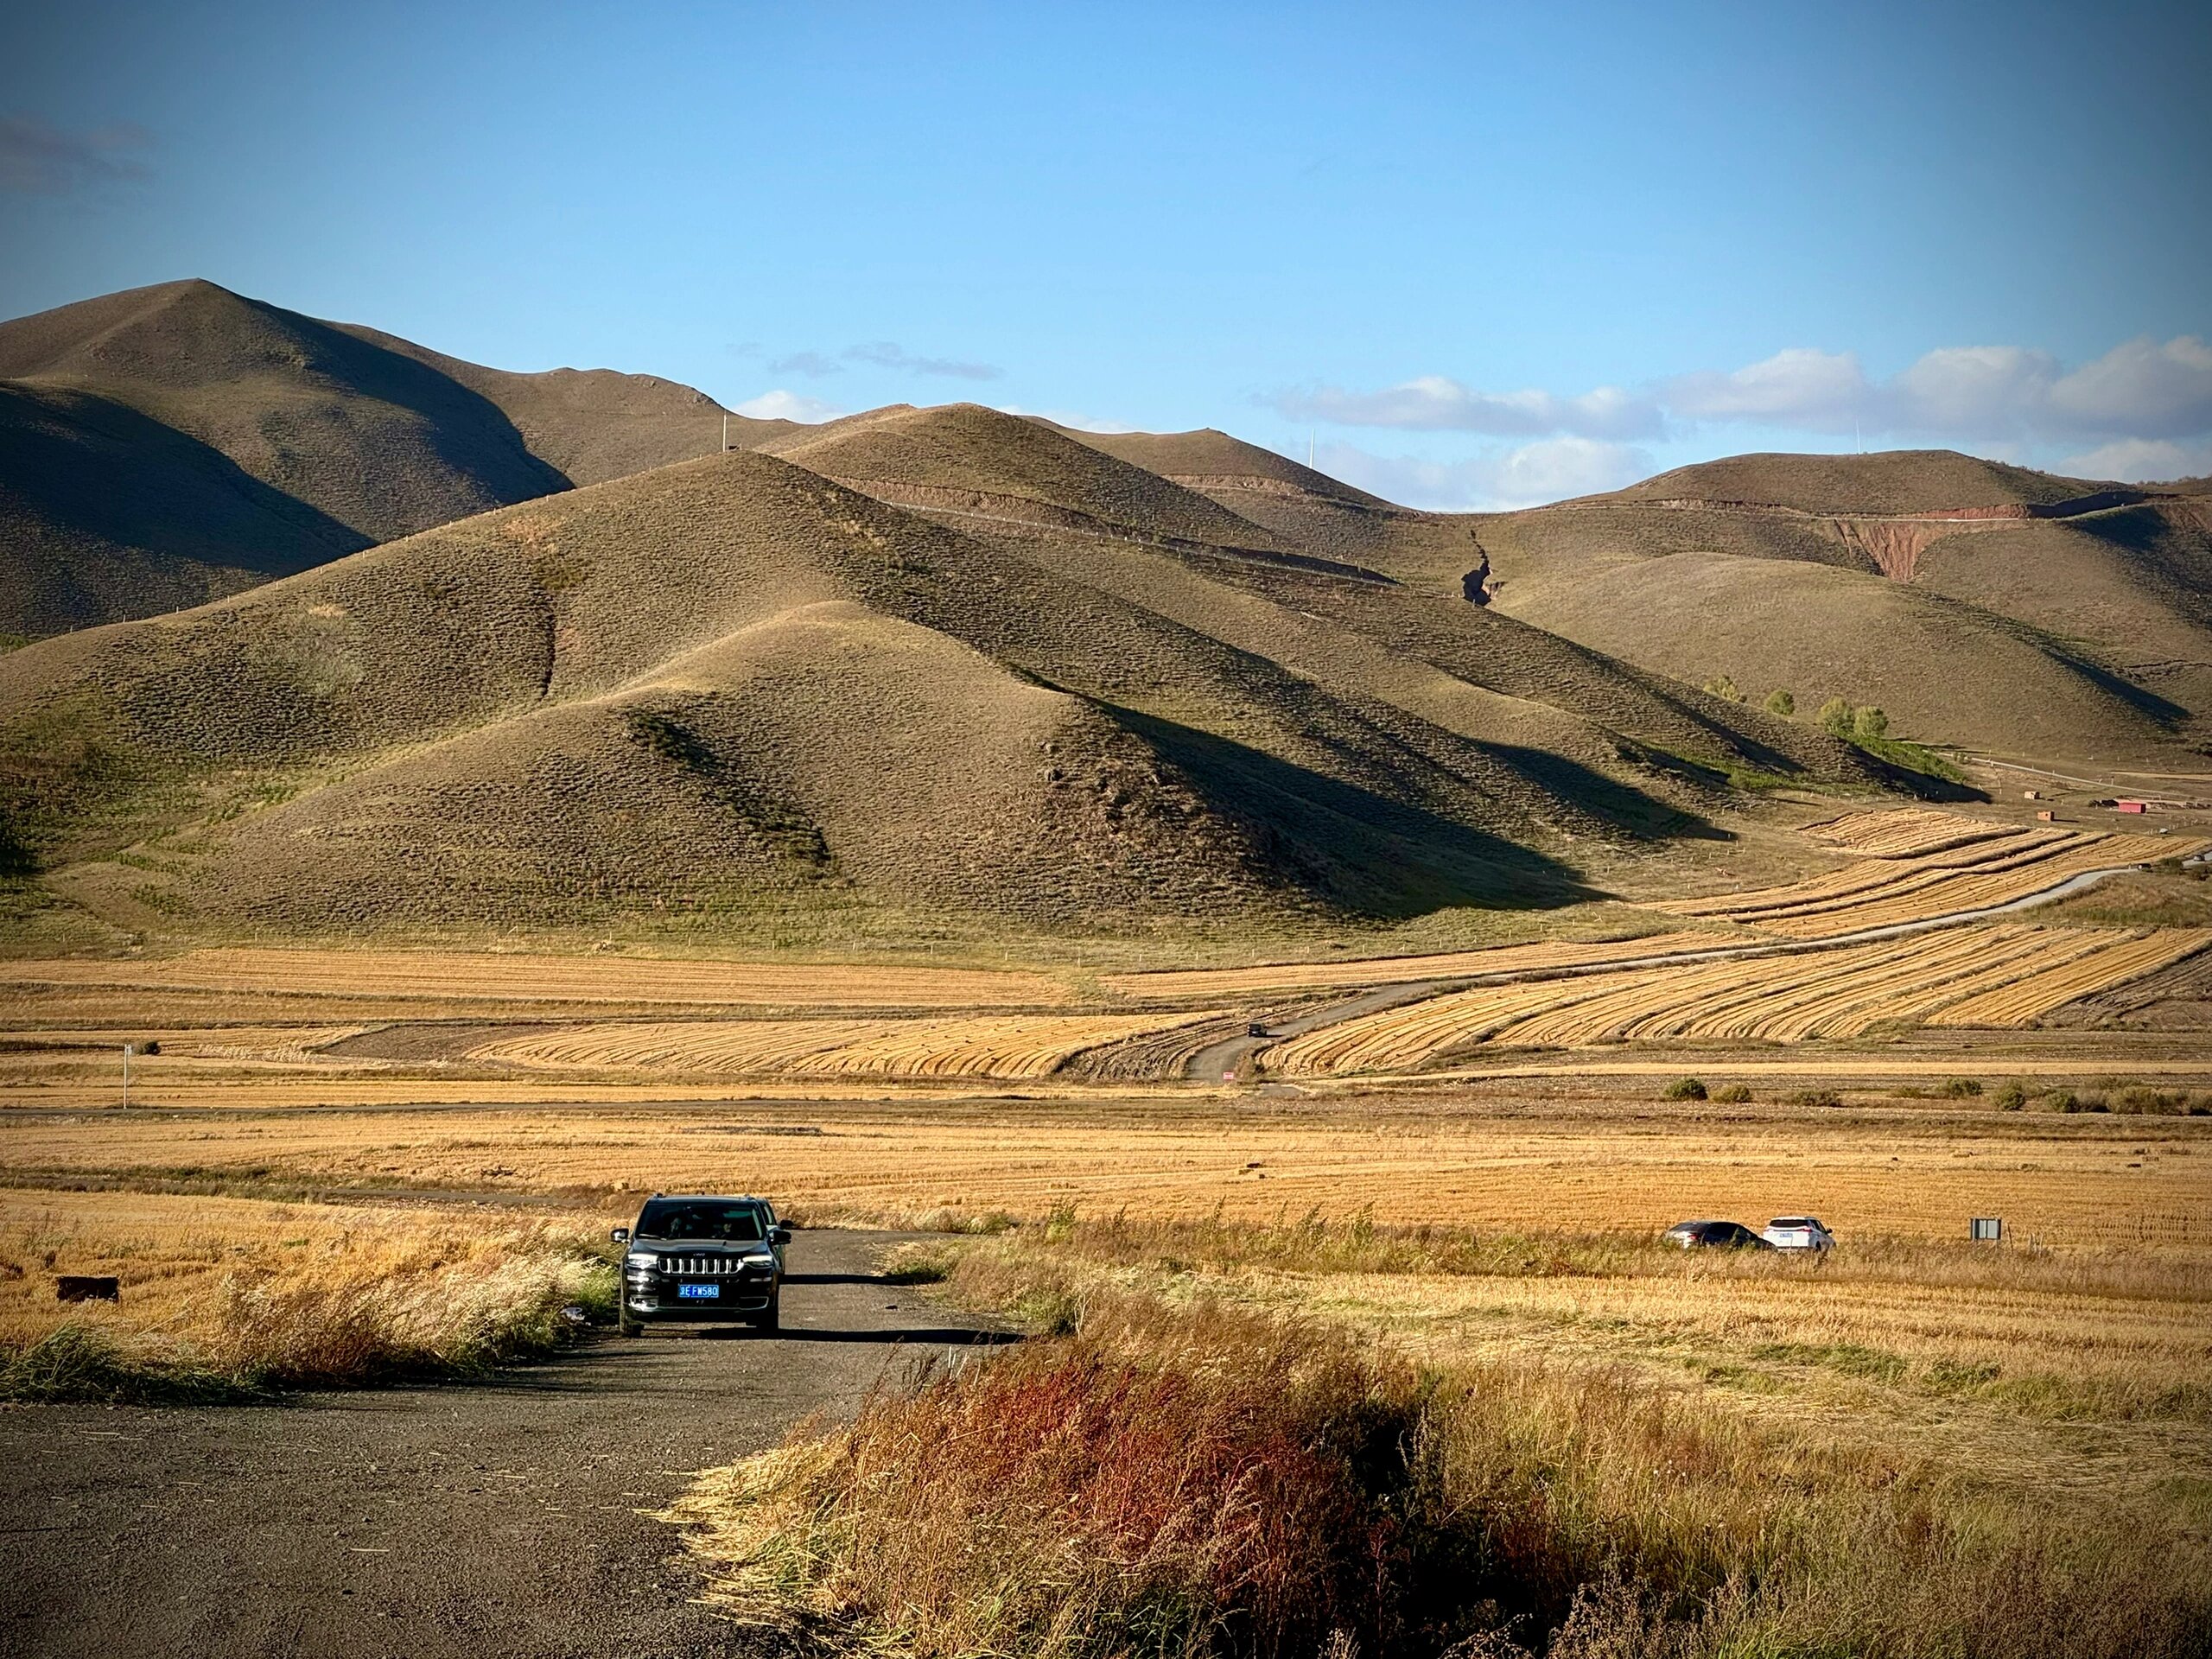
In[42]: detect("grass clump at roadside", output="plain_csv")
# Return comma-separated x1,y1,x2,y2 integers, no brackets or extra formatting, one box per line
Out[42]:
1,1199,616,1403
666,1258,2210,1659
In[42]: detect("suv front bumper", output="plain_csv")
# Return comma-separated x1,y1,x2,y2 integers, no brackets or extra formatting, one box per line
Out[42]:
624,1269,779,1320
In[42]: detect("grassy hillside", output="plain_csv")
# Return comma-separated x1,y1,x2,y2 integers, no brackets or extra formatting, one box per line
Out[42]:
1456,452,2212,765
760,403,1293,552
1609,449,2115,513
1053,421,1487,581
338,324,794,486
0,448,1898,950
0,280,749,636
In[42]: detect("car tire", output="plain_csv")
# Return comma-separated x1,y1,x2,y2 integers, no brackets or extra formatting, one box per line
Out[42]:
618,1308,642,1338
754,1292,779,1334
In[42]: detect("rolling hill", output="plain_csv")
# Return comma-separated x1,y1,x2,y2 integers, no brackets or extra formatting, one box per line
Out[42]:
0,439,1893,947
1374,452,2212,766
0,279,750,637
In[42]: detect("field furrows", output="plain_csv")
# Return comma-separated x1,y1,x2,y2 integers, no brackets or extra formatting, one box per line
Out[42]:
0,949,1071,1009
1263,924,2206,1072
1815,932,2120,1037
473,1012,1222,1081
1928,930,2212,1028
1760,837,2205,938
1262,975,1645,1076
1099,931,1719,1000
1065,1016,1255,1081
1609,928,2018,1043
1478,944,1917,1049
1802,808,2023,859
1660,829,2087,921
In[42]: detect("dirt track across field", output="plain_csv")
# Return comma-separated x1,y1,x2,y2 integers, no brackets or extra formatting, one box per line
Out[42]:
0,1230,1009,1659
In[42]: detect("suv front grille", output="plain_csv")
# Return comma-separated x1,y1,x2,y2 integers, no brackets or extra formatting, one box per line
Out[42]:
652,1255,766,1276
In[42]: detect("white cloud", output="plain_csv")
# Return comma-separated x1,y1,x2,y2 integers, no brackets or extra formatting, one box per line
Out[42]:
0,113,152,194
1318,437,1652,512
2046,335,2212,438
1888,346,2055,435
732,389,844,423
1271,375,1660,439
2060,436,2212,483
1282,334,2212,460
1663,348,1869,429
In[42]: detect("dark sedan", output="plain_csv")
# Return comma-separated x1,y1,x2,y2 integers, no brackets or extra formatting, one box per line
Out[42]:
1663,1219,1775,1249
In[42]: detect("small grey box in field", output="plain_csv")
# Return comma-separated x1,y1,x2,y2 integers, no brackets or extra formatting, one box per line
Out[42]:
1969,1217,2003,1242
55,1275,120,1302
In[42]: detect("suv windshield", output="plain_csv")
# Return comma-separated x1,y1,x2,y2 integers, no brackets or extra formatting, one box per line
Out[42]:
635,1199,766,1242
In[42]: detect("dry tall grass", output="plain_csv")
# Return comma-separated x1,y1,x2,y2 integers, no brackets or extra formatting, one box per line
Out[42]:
0,1189,613,1400
669,1265,2212,1658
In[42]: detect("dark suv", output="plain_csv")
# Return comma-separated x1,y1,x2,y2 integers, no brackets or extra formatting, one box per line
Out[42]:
612,1194,790,1335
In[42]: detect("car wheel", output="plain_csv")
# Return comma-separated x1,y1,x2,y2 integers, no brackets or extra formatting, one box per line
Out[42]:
618,1307,642,1338
754,1292,779,1334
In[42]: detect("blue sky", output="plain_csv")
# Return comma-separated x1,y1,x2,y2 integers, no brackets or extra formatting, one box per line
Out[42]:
3,0,2209,506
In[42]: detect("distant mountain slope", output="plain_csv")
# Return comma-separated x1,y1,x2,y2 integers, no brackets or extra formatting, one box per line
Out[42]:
0,448,1891,944
0,280,745,635
1050,422,1485,582
759,403,1294,554
1440,451,2212,765
1608,449,2115,515
0,379,365,633
338,325,793,486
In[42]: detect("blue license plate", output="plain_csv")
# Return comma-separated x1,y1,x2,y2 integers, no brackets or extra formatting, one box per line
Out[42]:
677,1282,720,1300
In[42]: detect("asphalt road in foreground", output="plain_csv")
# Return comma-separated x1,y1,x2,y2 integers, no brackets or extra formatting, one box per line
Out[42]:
0,1230,1010,1659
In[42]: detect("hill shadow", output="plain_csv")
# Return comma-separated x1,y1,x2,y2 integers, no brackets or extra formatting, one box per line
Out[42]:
1109,704,1607,917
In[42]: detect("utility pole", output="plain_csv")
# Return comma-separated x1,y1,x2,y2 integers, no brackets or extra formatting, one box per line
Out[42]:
722,412,730,453
120,1042,130,1109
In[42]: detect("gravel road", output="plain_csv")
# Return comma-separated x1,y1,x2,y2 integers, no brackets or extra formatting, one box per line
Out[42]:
0,1229,1009,1659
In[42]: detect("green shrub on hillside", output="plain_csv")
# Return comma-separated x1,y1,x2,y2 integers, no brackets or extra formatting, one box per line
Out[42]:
1763,689,1796,716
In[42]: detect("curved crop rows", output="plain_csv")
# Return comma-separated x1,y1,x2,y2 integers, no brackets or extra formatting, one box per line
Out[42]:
1263,974,1646,1077
1928,930,2212,1028
1099,931,1718,1001
1802,808,2021,859
1758,836,2202,938
474,1012,1222,1081
1263,924,2209,1074
1663,833,2201,940
1662,828,2083,921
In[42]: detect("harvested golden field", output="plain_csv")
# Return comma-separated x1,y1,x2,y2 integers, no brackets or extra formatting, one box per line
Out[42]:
1098,930,1720,999
1264,925,2209,1070
9,1095,2208,1251
473,1010,1221,1081
1662,831,2205,939
0,948,1071,1010
1802,805,2025,858
1929,928,2212,1028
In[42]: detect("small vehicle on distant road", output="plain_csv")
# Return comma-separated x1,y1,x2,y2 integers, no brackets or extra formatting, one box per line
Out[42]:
1761,1216,1836,1251
1663,1219,1774,1249
611,1193,790,1336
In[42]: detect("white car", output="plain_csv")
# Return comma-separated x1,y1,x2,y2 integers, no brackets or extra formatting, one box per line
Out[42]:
1762,1216,1835,1250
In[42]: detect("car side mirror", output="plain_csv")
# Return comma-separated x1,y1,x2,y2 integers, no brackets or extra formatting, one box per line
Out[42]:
771,1227,791,1246
610,1227,630,1243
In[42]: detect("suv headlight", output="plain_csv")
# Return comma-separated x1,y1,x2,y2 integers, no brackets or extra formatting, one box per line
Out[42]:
624,1253,662,1272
